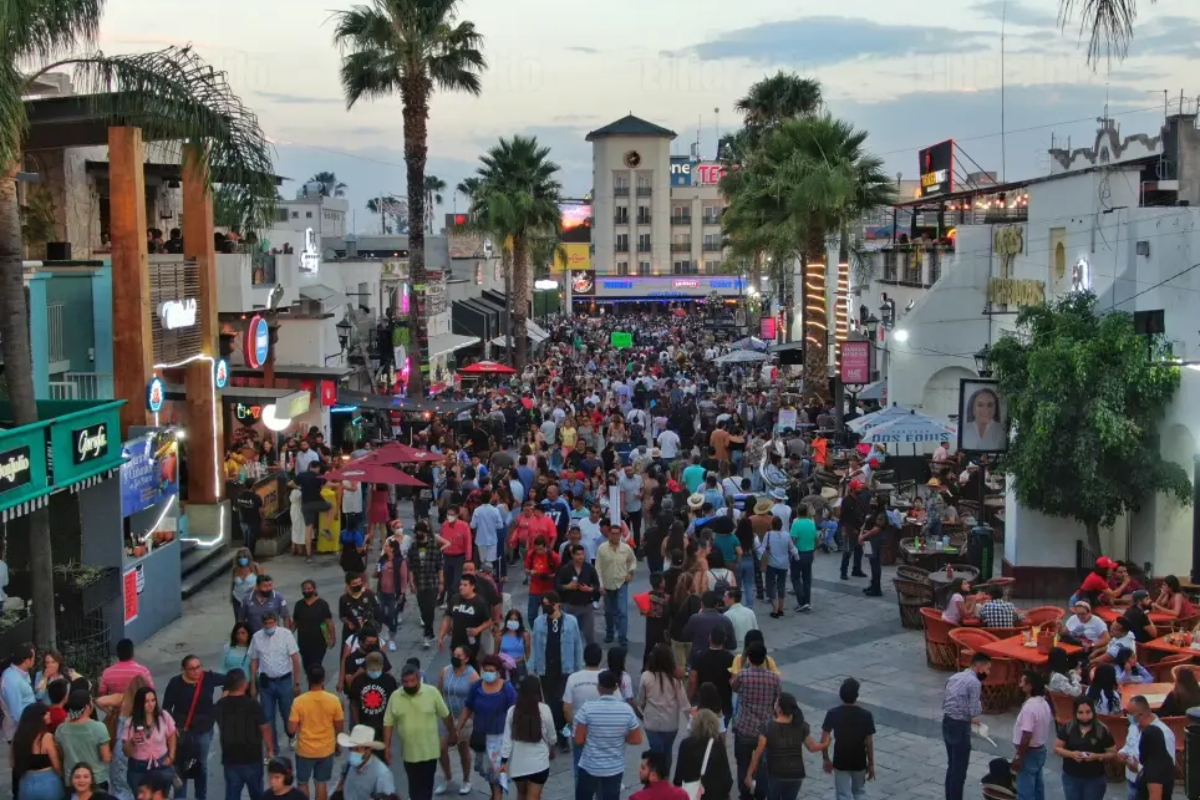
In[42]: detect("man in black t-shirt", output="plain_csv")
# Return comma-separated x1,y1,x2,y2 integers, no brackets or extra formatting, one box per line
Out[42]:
1123,590,1160,643
341,624,393,691
338,572,379,647
820,678,876,790
214,670,274,799
349,651,397,741
438,574,492,653
689,628,735,720
235,478,265,557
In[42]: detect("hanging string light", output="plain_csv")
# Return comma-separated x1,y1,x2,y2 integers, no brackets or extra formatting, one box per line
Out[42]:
804,261,826,346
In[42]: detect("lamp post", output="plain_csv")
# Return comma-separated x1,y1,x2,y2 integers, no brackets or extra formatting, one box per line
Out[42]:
974,343,993,378
336,317,353,351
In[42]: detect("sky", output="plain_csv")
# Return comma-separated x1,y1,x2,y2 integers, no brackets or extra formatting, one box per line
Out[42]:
95,0,1200,233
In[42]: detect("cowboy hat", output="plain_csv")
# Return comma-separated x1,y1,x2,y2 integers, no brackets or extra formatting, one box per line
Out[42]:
337,724,385,750
687,493,705,510
754,499,773,515
770,488,788,501
927,478,944,489
651,447,662,458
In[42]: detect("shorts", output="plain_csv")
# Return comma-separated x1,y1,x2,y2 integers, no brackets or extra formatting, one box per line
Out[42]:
296,753,335,784
303,507,320,527
514,768,549,785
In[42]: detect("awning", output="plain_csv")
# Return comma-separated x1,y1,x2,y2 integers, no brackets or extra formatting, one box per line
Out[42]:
857,380,887,402
299,284,348,307
427,332,480,359
170,384,312,418
335,389,479,415
525,321,551,343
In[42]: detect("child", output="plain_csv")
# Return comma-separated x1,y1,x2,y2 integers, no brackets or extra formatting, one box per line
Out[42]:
641,572,669,650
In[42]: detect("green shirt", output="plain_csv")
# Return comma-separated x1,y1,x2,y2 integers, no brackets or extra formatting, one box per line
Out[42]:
682,465,707,494
56,719,111,785
383,684,449,764
789,518,818,553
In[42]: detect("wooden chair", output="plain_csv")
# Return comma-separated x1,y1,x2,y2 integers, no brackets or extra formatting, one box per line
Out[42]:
1149,653,1194,683
1166,614,1200,634
1161,716,1188,779
980,653,1021,713
1024,606,1066,627
949,627,1000,666
920,607,959,671
894,576,935,630
1049,691,1077,724
1171,663,1200,683
1097,714,1130,782
978,577,1016,601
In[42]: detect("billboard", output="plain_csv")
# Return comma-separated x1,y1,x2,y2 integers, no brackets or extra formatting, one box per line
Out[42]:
693,162,725,186
671,156,693,187
840,341,871,384
559,201,592,244
554,243,591,272
957,378,1008,453
918,140,954,198
571,270,596,296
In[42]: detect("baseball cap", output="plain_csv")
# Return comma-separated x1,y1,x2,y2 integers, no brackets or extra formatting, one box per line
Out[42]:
1096,557,1118,569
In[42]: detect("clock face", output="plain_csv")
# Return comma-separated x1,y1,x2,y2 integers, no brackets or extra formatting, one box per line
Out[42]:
624,151,642,168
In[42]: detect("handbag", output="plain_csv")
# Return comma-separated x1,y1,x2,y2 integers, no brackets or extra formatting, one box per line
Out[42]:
681,737,714,800
174,679,205,779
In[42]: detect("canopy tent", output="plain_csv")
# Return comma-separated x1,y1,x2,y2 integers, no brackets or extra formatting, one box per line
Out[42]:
856,413,957,446
731,336,770,351
458,360,517,375
713,349,773,365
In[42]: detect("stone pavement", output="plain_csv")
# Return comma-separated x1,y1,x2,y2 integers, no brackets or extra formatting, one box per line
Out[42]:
7,509,1071,800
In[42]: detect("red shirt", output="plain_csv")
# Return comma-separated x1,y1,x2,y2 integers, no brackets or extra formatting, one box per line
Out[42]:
441,520,473,557
46,706,67,733
525,549,561,595
631,782,689,800
1079,572,1109,596
510,515,538,549
532,517,558,550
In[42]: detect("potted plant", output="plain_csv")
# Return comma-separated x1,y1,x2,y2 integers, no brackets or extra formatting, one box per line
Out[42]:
53,563,120,619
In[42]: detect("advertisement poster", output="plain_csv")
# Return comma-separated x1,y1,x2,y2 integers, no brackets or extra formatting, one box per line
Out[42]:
123,568,138,624
611,331,633,349
777,409,798,431
120,434,179,518
918,140,954,198
572,270,596,297
554,243,592,272
841,341,872,384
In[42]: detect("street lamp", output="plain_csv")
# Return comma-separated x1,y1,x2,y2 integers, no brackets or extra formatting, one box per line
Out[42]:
864,314,880,339
974,343,993,377
336,316,353,351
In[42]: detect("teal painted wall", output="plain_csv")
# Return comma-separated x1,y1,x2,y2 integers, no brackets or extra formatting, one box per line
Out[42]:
45,274,96,372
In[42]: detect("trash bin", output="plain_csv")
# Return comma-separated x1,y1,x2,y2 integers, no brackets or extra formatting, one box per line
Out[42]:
968,525,994,580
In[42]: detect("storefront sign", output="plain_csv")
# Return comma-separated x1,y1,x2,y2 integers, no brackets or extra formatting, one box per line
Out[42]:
299,228,321,275
987,278,1045,306
120,435,179,517
214,359,229,389
918,140,954,198
0,445,32,493
421,271,448,316
760,316,777,340
572,270,596,296
593,276,747,298
670,157,692,187
146,377,165,413
123,567,138,624
234,403,263,423
993,225,1024,256
244,315,270,369
554,243,591,272
72,423,109,465
673,279,700,289
694,162,725,186
841,341,872,384
157,299,197,330
611,332,633,349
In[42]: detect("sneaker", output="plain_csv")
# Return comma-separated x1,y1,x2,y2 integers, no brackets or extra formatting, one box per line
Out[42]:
388,640,397,651
458,784,472,795
592,600,600,610
851,571,868,578
434,783,448,796
799,604,812,612
839,574,848,581
423,637,433,649
794,604,806,612
604,637,614,644
304,556,314,564
863,589,883,597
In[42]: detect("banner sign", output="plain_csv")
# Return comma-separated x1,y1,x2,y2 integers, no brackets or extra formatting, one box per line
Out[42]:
123,567,139,624
918,140,954,198
611,332,633,349
72,423,109,466
841,341,872,384
0,445,32,494
120,435,179,517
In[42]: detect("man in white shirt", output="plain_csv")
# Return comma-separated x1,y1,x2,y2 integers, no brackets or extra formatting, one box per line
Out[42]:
770,489,792,529
722,588,758,645
577,507,605,563
1065,601,1109,647
656,427,681,461
933,440,951,463
1120,696,1176,796
1096,617,1138,664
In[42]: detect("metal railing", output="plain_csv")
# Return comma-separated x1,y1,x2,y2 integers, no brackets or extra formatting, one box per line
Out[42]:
614,186,630,197
702,242,722,252
903,252,922,285
670,243,691,253
615,244,630,253
637,215,652,225
637,243,652,253
613,213,629,224
47,301,64,362
54,372,112,400
929,250,942,284
702,213,723,225
882,251,898,282
670,215,692,225
636,186,652,196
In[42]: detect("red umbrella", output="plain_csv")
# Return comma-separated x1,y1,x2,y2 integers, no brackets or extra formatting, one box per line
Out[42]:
458,360,517,375
360,442,444,464
325,463,427,487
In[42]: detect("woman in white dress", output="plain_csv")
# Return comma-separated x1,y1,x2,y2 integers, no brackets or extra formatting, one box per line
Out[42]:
289,487,306,554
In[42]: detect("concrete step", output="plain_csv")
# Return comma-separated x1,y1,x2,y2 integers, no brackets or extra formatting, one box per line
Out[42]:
180,541,234,599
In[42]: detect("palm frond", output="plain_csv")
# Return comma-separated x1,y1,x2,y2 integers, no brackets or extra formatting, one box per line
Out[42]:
1059,0,1148,65
3,0,104,63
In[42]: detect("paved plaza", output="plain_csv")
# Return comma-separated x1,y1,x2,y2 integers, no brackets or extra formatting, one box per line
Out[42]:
5,511,1067,800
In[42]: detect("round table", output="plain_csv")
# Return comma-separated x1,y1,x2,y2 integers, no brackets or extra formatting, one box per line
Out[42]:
929,567,980,609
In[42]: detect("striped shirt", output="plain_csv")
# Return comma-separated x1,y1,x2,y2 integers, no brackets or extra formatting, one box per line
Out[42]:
576,694,640,777
98,660,155,697
942,669,982,721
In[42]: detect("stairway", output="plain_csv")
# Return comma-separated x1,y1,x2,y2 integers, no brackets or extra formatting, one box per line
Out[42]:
180,539,234,599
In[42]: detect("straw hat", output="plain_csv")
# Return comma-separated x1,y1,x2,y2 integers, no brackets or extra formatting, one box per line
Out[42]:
337,725,385,750
754,498,773,514
687,493,705,510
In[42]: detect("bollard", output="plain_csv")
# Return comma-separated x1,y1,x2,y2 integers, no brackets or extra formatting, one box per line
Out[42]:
1186,707,1200,800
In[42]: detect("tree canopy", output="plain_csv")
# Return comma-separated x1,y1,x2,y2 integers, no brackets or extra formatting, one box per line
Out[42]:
989,291,1191,550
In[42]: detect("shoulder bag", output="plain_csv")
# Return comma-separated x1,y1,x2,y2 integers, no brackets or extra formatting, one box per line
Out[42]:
681,736,714,800
175,678,206,779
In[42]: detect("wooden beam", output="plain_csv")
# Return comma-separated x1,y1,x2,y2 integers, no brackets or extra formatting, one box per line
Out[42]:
108,127,152,434
182,144,222,504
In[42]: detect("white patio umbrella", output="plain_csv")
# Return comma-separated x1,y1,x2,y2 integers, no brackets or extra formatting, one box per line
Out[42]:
857,412,958,446
848,403,926,432
714,349,773,364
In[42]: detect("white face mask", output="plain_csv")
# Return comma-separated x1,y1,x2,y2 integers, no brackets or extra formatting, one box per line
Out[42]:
446,514,458,523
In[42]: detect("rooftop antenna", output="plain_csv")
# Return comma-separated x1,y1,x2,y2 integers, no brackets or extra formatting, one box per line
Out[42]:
714,107,721,158
1000,0,1008,182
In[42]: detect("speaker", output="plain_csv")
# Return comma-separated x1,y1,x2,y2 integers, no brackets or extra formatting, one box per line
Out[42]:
45,242,71,260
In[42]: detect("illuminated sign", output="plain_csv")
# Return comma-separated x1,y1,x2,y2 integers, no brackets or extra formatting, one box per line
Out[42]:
234,403,264,423
918,140,954,198
157,299,197,330
214,359,229,389
602,280,634,289
73,423,109,465
299,228,321,274
671,156,692,187
244,315,270,369
0,445,32,492
673,279,700,289
841,341,871,384
695,163,725,186
760,317,777,340
146,377,165,413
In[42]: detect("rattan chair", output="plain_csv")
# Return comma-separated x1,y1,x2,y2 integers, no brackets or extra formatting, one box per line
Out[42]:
897,565,931,582
920,607,959,670
894,575,935,629
1023,606,1066,628
1149,653,1194,683
948,627,1000,666
1097,714,1131,782
1049,691,1076,724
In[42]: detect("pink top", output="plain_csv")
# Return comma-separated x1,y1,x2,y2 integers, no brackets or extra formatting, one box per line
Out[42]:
99,661,154,697
123,713,177,762
1012,696,1053,748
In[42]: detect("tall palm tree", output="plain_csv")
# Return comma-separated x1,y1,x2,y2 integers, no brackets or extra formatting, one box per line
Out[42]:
735,72,822,135
1059,0,1152,65
456,176,481,200
366,194,407,233
308,171,348,197
1,36,274,647
424,175,446,233
469,135,562,371
334,0,486,398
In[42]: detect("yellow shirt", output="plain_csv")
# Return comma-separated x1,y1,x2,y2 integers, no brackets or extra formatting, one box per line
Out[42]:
596,541,636,590
730,654,779,675
384,684,450,764
224,456,243,480
289,689,344,758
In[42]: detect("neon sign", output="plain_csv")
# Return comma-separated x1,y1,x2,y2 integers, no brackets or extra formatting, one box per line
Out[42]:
157,299,197,330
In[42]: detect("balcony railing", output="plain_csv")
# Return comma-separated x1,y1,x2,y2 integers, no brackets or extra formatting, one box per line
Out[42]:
614,186,630,197
637,215,652,225
702,213,723,225
614,214,629,224
615,244,630,253
702,242,723,252
637,243,652,253
929,249,942,284
882,250,898,282
47,301,65,362
670,243,691,253
671,215,692,225
672,262,697,275
636,187,652,196
47,372,113,400
251,253,277,286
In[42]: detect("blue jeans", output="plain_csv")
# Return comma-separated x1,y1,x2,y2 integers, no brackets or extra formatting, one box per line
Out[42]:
18,771,64,800
739,557,757,609
379,592,399,636
575,768,622,800
1016,746,1047,800
818,521,838,548
241,522,260,558
834,770,866,800
767,778,802,800
942,717,971,800
573,740,584,772
528,593,545,626
646,729,678,775
790,551,814,607
603,584,628,643
224,762,263,800
257,674,295,748
177,728,214,799
1061,773,1106,800
126,762,174,796
765,566,788,601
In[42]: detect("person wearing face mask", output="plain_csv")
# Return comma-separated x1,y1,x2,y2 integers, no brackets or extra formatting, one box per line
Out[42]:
529,592,583,754
940,652,990,800
441,505,474,606
408,523,446,649
248,612,302,752
348,652,396,747
458,656,517,800
499,611,532,682
341,625,392,694
239,575,290,635
338,572,380,651
383,665,458,800
292,580,335,675
333,725,397,800
229,548,260,620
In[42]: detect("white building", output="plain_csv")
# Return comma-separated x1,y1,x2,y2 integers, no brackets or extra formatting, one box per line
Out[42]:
274,194,349,237
882,114,1200,590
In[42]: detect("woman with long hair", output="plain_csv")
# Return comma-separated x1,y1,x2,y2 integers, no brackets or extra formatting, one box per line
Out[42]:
1155,575,1197,619
1162,669,1200,717
459,655,518,800
33,651,78,704
222,622,253,673
437,645,480,795
661,521,687,566
668,572,701,675
744,693,827,800
499,676,555,800
68,763,116,800
499,609,532,683
92,673,150,800
673,709,733,800
1086,664,1122,715
689,682,728,736
636,644,691,774
1052,696,1116,800
229,546,259,618
11,703,63,800
1047,647,1083,697
121,687,175,794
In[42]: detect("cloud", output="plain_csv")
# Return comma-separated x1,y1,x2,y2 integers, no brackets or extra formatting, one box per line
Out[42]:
1127,16,1200,58
1106,67,1170,82
1022,30,1060,43
565,46,600,55
678,17,994,68
255,90,344,105
551,113,601,123
972,0,1057,27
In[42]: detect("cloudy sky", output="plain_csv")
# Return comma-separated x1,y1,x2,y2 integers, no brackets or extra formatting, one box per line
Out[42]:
97,0,1200,232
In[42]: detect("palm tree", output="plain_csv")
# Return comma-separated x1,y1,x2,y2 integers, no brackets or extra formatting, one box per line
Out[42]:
366,194,407,233
1,36,274,647
469,135,562,371
725,115,892,401
307,171,347,197
424,175,446,233
735,71,823,133
456,176,481,200
334,0,485,398
1059,0,1152,65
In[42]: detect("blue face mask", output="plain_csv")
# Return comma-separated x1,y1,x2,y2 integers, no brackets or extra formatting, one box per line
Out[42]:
237,557,250,567
482,670,499,683
348,752,364,767
263,627,276,637
367,670,383,680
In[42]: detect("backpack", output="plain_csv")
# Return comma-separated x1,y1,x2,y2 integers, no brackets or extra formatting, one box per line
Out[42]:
710,568,732,595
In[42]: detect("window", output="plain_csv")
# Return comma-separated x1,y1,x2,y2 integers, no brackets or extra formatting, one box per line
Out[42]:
276,209,289,223
614,206,629,224
705,260,722,274
306,211,313,218
671,205,691,224
637,206,651,225
616,260,629,276
638,260,651,275
637,234,651,252
702,205,723,225
636,173,652,196
702,234,722,252
291,211,299,219
671,235,691,253
614,175,630,197
673,260,694,275
615,233,629,252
